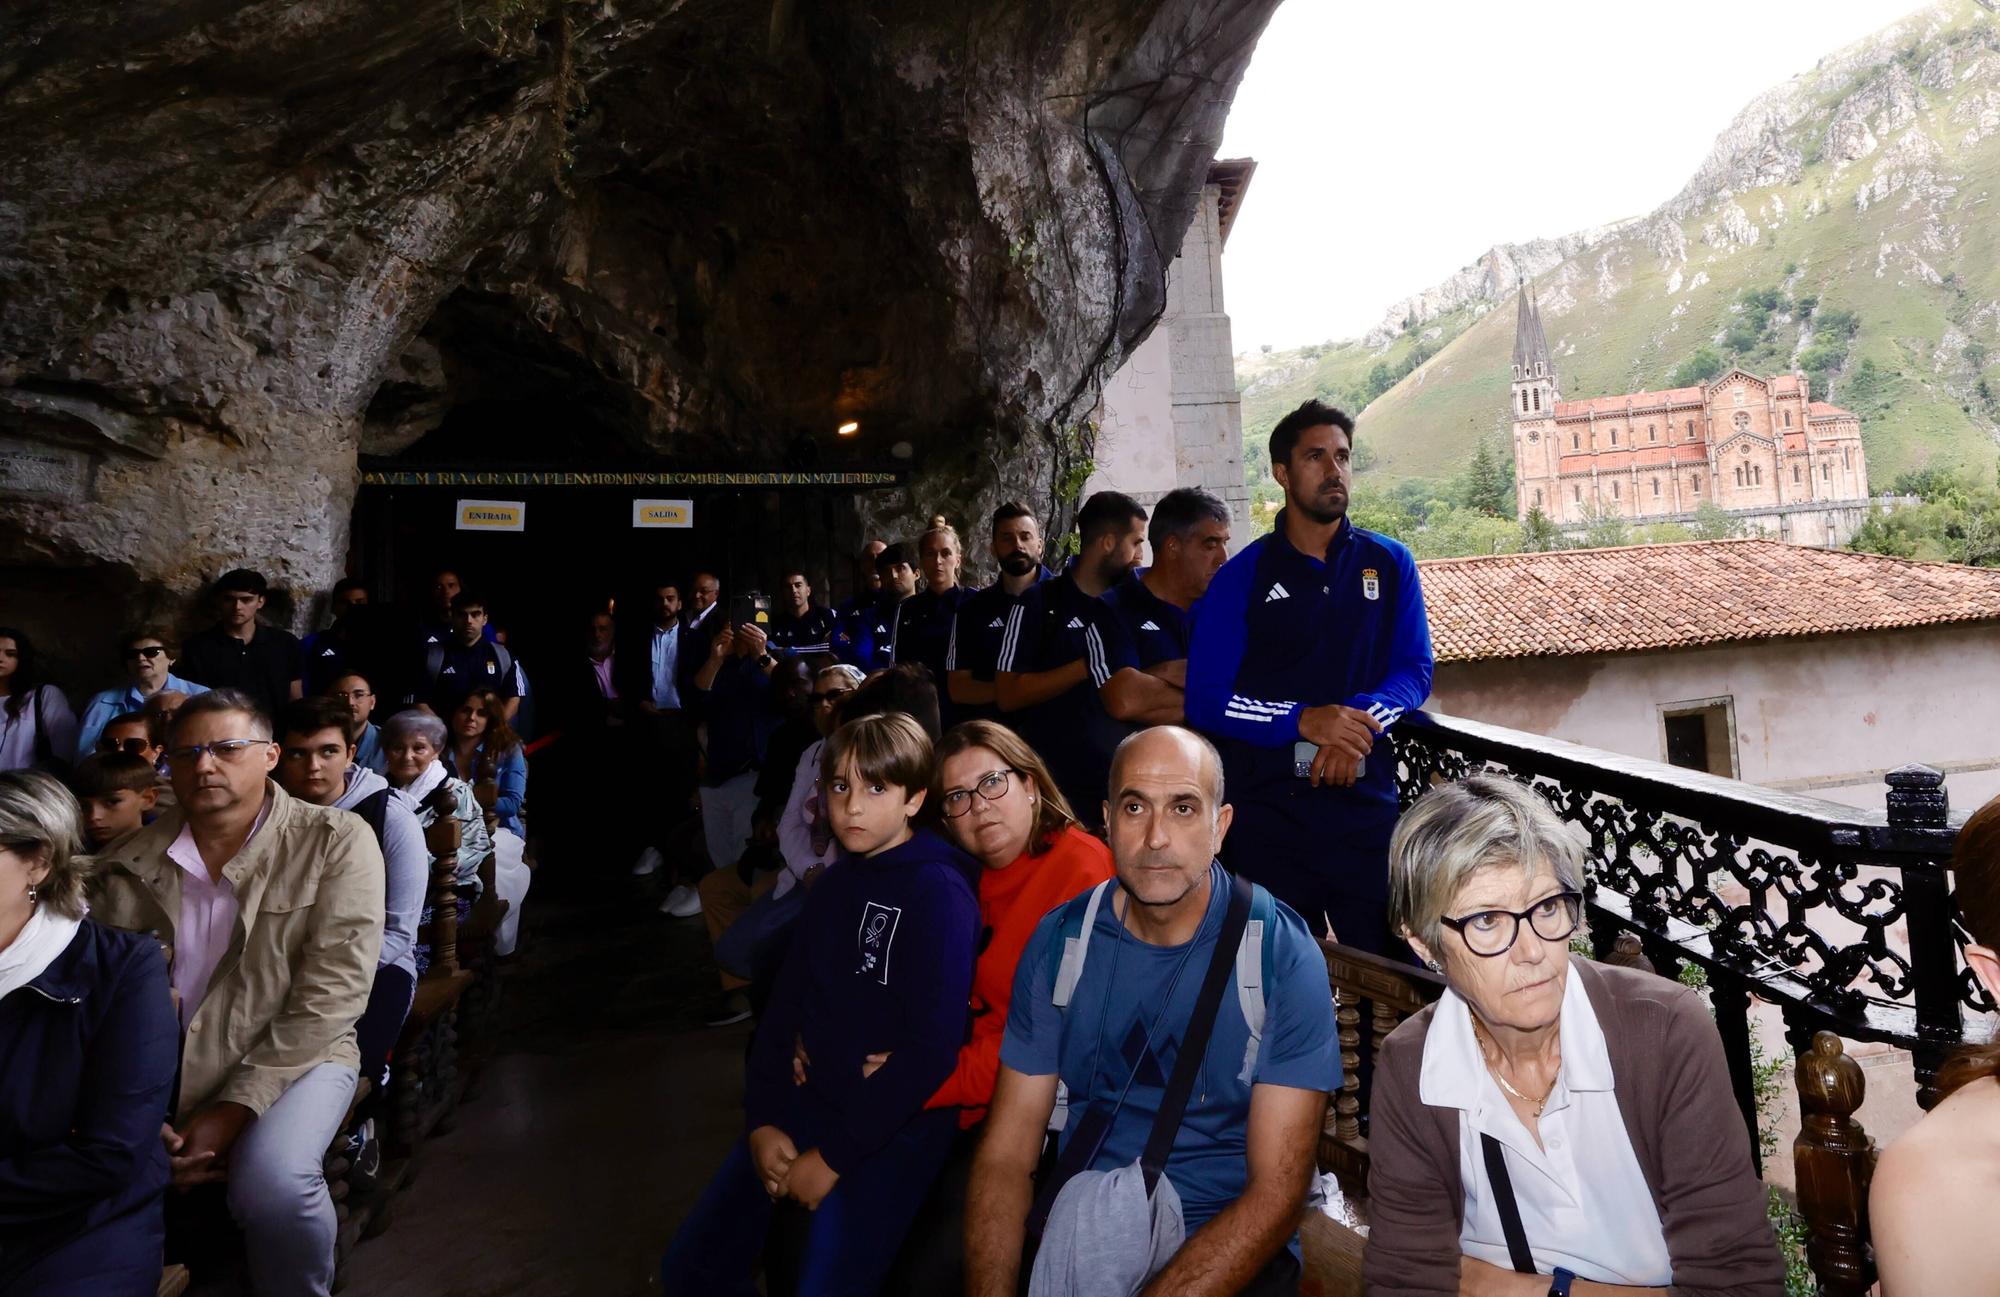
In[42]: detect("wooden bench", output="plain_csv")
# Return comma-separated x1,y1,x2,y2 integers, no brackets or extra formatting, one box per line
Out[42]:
384,790,477,1159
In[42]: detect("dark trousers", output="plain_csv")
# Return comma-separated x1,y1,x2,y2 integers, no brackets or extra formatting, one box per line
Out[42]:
355,965,416,1093
881,1123,980,1294
661,1107,959,1297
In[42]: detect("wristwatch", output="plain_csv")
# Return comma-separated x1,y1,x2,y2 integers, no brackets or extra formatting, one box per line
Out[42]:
1548,1267,1577,1297
757,653,778,668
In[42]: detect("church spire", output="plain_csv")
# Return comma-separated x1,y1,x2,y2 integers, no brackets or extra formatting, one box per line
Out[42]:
1513,281,1552,381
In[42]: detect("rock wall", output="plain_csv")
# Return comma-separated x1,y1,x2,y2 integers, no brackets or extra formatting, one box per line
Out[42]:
0,0,1280,648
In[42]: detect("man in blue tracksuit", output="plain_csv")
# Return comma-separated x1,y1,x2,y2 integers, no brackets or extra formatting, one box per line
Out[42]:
1186,399,1433,959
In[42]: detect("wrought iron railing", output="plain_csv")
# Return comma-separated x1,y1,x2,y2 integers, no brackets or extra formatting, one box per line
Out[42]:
1357,709,1992,1295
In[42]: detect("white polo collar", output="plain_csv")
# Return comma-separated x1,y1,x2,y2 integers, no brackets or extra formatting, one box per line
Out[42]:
1418,956,1613,1113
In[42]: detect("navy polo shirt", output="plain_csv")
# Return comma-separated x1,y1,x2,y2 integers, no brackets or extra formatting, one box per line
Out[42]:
944,566,1054,707
892,586,974,704
1185,510,1433,822
995,567,1129,823
770,606,837,658
1098,571,1192,674
177,624,303,717
846,592,905,671
426,640,516,715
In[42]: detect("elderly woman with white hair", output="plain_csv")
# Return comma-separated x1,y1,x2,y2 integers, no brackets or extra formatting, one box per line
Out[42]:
380,710,491,969
1363,775,1783,1297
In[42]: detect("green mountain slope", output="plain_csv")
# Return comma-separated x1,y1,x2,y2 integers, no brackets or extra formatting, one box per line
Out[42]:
1239,0,2000,504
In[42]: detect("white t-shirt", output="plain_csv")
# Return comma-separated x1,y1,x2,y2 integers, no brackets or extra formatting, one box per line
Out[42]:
1420,962,1673,1285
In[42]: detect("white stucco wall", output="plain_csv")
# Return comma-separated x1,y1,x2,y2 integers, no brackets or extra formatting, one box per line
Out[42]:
1428,622,2000,814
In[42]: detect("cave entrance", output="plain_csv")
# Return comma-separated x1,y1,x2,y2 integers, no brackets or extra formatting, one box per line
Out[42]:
349,467,901,680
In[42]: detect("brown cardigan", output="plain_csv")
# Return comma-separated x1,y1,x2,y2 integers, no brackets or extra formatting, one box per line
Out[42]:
1362,959,1786,1296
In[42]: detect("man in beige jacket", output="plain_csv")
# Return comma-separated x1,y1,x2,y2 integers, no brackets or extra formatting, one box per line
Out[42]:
92,688,384,1297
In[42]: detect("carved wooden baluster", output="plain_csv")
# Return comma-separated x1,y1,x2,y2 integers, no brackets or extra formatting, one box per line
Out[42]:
1371,998,1399,1084
1334,987,1362,1144
1794,1031,1875,1297
422,799,462,978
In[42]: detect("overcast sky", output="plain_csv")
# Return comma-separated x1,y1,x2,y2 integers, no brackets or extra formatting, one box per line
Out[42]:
1217,0,1922,350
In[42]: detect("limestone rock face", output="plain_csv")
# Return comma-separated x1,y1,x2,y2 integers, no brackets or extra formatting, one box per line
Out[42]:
0,0,1277,620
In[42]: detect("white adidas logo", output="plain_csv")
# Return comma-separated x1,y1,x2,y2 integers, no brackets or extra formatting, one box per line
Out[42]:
1264,583,1291,603
988,618,1004,629
1065,617,1085,629
1139,620,1161,631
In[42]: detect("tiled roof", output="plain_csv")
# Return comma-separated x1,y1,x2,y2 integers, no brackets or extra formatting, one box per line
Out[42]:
1419,539,2000,663
1808,401,1858,420
1554,387,1705,417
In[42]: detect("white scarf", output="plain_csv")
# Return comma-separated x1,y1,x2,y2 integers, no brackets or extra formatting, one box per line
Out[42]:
405,759,448,805
0,905,84,1001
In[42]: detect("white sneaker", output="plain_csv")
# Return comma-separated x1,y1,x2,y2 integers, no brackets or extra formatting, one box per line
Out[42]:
661,884,703,918
630,847,663,876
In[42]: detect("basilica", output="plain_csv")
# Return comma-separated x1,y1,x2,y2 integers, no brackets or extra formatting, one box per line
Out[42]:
1509,286,1872,546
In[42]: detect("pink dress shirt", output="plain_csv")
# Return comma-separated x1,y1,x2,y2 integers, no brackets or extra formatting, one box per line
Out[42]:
168,796,272,1029
591,652,618,699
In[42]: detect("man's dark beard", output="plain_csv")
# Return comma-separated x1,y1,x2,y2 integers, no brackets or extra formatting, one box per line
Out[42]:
1290,489,1346,526
999,552,1037,577
1092,551,1131,588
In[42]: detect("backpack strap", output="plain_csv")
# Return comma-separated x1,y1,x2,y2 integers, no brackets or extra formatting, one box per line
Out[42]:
1234,883,1275,1084
1141,871,1253,1196
1052,878,1112,1008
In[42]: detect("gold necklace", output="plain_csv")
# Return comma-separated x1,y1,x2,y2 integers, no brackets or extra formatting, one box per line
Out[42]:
1473,1020,1557,1118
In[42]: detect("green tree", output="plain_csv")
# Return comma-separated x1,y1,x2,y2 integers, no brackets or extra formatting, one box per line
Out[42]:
1688,502,1747,540
1519,507,1563,552
1578,502,1630,549
1668,347,1726,387
1459,437,1514,517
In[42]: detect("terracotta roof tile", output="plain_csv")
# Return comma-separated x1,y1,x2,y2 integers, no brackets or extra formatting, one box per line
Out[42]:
1808,401,1858,419
1553,386,1705,417
1418,539,2000,663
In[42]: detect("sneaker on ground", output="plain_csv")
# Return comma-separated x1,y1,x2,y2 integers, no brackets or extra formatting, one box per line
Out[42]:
706,993,752,1027
630,846,664,876
660,883,703,918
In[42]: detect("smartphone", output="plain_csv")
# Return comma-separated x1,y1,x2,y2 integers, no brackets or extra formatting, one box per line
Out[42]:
729,591,772,632
1294,740,1363,780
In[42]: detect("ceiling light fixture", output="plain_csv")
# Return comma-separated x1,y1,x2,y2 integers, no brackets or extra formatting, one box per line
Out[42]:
837,420,860,436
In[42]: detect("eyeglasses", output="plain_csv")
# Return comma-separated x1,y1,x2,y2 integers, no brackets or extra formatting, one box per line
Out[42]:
333,688,373,702
810,690,853,706
97,737,156,756
941,769,1020,819
1438,891,1584,957
124,646,166,661
164,738,275,766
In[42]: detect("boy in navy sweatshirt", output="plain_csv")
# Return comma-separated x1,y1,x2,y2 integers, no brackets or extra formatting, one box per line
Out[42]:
662,712,979,1297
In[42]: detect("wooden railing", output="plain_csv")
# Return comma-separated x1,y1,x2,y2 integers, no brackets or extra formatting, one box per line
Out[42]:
1313,709,1981,1296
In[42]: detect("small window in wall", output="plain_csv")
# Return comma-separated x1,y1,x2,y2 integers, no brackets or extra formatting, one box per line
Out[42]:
1784,409,1793,427
1612,480,1621,499
1661,697,1738,778
1651,478,1660,496
1521,391,1530,414
1691,474,1702,492
1649,425,1657,442
1844,447,1852,468
1793,464,1801,483
1753,465,1763,485
1735,466,1744,486
1610,428,1619,445
1687,420,1697,439
1572,433,1580,450
1534,488,1543,507
1533,389,1541,412
1823,462,1831,479
1574,484,1582,501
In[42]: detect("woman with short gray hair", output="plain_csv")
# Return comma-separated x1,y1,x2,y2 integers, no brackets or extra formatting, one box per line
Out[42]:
1363,775,1784,1296
0,769,178,1294
381,708,491,908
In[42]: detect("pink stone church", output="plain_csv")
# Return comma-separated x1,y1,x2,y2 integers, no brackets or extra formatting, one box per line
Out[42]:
1508,286,1872,546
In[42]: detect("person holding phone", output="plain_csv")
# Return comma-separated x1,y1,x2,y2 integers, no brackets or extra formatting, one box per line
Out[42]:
1185,399,1433,959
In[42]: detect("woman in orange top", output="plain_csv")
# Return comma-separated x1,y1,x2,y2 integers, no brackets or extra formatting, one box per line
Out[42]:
887,719,1114,1292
